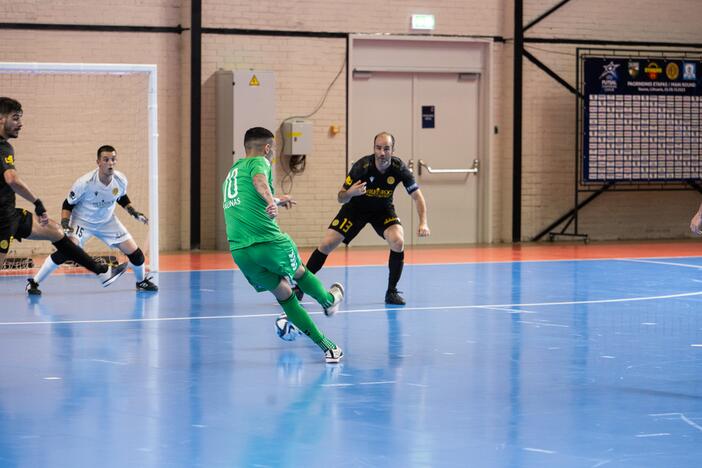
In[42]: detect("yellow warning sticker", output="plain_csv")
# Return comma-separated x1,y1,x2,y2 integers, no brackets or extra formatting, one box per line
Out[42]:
249,75,260,86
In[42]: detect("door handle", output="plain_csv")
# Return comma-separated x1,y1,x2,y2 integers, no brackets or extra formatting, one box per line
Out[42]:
417,159,479,176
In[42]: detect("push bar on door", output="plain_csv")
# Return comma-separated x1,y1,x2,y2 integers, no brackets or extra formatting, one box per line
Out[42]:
416,159,479,176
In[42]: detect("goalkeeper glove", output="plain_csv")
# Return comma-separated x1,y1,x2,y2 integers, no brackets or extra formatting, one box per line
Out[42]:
127,205,149,225
60,218,73,235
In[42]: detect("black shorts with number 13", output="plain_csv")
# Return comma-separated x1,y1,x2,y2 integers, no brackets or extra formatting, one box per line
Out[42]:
328,203,401,244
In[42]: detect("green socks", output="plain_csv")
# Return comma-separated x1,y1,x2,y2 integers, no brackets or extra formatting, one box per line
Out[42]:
295,269,334,309
278,293,336,352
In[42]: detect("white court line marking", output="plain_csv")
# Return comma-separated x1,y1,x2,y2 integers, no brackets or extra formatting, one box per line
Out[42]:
43,377,61,380
322,380,396,388
477,306,537,314
649,413,702,432
2,290,702,327
619,258,702,269
691,344,702,348
91,359,128,366
523,447,556,454
635,433,670,438
641,322,657,326
600,355,616,359
517,320,569,328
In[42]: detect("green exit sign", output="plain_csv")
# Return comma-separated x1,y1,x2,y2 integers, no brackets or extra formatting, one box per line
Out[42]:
411,14,435,30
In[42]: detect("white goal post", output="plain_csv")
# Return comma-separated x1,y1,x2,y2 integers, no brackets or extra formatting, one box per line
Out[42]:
0,62,159,272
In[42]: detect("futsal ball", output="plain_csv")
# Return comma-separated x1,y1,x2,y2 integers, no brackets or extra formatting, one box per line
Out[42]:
275,315,301,342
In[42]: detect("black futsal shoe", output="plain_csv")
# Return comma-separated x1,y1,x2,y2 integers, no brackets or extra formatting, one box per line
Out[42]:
136,276,159,292
26,278,42,296
385,288,406,305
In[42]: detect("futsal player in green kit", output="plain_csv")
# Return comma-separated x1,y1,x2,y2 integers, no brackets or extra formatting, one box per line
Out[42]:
223,127,344,363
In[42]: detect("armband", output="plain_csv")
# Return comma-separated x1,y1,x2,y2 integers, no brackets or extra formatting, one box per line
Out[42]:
62,199,74,211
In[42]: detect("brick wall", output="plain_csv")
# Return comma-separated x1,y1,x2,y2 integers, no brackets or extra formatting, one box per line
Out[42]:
2,0,701,254
521,0,702,240
0,22,183,254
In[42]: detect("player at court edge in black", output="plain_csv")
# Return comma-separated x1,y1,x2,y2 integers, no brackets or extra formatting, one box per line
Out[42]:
0,97,127,287
295,132,430,305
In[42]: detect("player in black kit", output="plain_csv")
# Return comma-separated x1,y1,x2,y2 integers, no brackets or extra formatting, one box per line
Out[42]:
298,132,430,305
0,97,127,288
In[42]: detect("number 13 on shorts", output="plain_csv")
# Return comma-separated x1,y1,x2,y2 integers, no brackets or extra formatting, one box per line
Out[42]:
338,218,352,233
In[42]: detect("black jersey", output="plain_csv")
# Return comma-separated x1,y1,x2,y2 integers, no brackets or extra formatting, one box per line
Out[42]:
0,137,17,222
343,155,419,211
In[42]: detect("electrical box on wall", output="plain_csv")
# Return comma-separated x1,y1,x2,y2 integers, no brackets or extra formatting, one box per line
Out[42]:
282,119,313,155
215,69,276,250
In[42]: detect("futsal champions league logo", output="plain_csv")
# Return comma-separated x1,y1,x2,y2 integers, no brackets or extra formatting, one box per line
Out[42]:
599,61,620,92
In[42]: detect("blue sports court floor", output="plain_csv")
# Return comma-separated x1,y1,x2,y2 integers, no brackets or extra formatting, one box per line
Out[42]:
1,250,701,467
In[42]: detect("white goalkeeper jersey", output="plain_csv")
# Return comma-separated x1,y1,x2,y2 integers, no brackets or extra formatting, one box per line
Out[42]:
66,169,128,226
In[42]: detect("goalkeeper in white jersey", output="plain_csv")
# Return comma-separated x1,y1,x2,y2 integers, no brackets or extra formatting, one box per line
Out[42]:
27,145,157,295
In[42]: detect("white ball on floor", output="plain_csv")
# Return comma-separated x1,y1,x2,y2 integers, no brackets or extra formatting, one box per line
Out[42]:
275,315,302,342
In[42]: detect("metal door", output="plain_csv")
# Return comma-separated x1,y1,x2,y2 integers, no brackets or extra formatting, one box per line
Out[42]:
349,71,481,246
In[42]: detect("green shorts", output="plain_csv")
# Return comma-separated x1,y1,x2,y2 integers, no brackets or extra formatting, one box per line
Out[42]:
231,234,302,292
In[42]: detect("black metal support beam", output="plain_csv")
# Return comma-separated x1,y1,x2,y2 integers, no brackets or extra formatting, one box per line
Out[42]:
0,22,185,33
512,0,523,242
190,0,202,249
525,37,702,49
532,183,613,241
523,0,574,33
522,49,583,98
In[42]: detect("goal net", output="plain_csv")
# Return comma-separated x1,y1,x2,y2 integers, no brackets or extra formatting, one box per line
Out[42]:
0,63,159,275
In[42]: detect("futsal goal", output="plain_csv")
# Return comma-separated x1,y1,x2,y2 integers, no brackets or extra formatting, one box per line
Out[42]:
0,62,159,273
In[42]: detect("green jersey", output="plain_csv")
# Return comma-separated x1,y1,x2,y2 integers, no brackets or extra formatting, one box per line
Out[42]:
222,155,284,250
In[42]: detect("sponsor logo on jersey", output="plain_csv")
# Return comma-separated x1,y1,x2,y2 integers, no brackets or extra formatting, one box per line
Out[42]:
69,191,76,200
0,239,8,250
3,155,13,165
365,188,393,198
666,62,680,80
369,176,375,183
345,176,352,185
112,187,119,196
331,219,340,227
384,217,398,224
644,62,662,79
387,176,395,185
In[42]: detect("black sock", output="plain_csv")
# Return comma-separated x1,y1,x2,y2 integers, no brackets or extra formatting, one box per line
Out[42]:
306,249,328,274
388,250,404,291
52,236,107,274
50,250,68,265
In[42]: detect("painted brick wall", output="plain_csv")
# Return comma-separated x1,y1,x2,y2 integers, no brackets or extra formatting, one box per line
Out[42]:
4,0,701,254
0,29,184,254
203,0,503,36
200,35,347,248
199,0,508,248
521,0,702,240
1,0,181,26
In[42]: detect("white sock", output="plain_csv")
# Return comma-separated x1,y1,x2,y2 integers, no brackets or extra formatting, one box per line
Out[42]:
130,262,145,282
34,256,60,284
